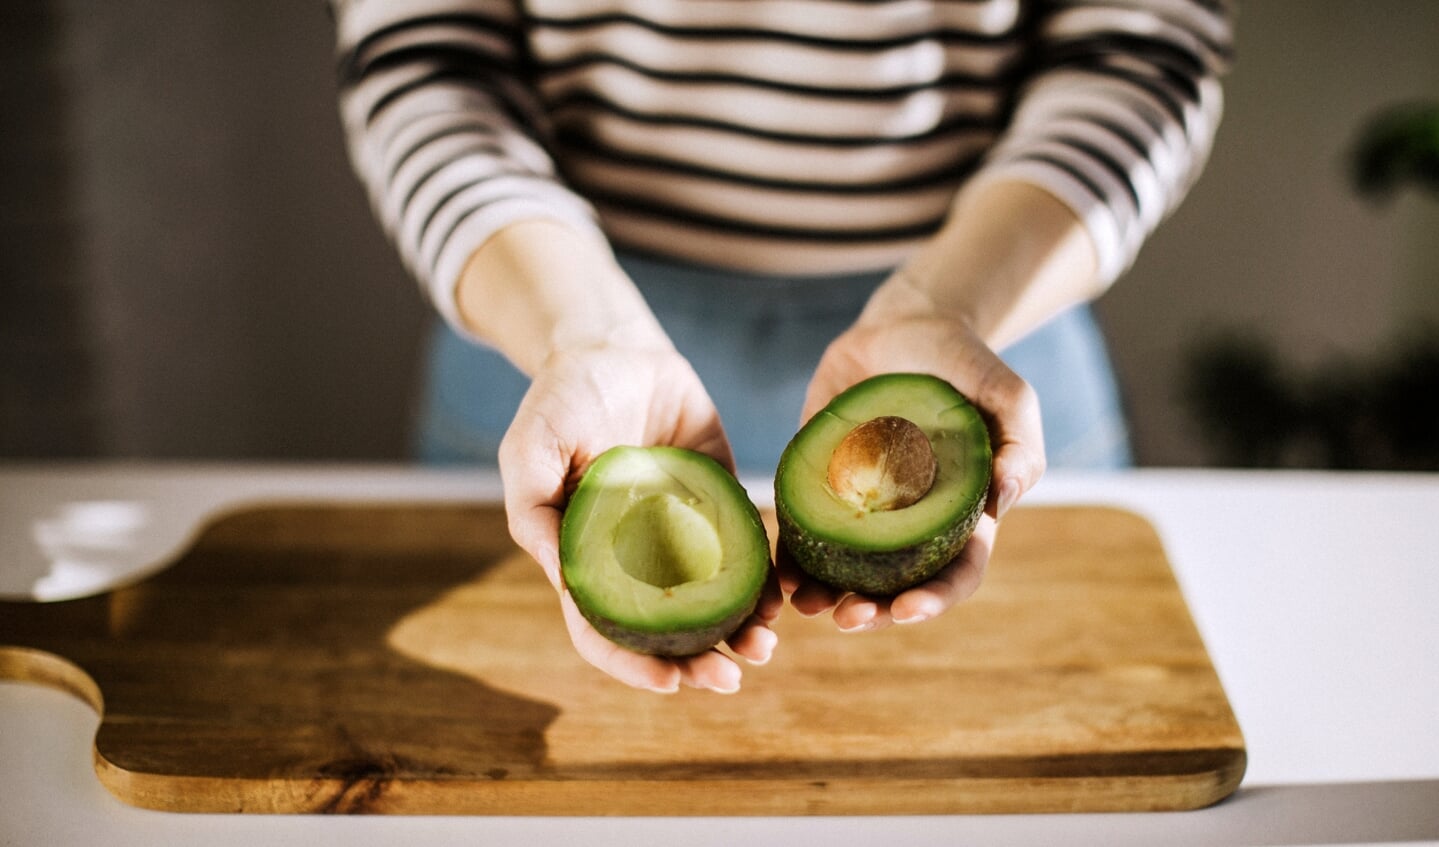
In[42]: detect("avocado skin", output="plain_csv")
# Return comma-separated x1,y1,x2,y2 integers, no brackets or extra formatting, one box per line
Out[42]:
578,597,761,658
776,462,987,597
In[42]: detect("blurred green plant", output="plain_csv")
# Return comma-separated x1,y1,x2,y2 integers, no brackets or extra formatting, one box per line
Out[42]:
1349,101,1439,202
1181,101,1438,470
1181,327,1439,470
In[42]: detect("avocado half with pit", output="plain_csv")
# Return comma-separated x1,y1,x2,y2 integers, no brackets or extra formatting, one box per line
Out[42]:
559,446,770,657
776,373,992,596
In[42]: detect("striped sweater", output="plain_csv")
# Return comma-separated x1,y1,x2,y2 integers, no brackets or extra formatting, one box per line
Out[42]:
331,0,1231,327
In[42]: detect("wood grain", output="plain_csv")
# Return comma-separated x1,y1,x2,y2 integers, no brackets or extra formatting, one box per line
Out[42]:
0,503,1245,815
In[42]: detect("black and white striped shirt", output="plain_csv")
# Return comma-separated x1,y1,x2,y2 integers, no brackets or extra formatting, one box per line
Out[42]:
332,0,1231,327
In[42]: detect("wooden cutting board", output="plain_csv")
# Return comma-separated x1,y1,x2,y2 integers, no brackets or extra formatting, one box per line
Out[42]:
0,503,1244,815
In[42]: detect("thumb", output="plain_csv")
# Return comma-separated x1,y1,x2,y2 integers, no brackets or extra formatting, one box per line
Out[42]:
498,419,570,590
968,357,1045,520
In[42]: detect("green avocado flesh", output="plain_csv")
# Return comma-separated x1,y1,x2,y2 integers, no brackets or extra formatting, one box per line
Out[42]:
776,373,992,596
559,446,770,657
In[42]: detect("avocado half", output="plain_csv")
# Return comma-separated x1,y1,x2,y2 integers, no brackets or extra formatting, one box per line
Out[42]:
775,373,992,596
559,446,770,657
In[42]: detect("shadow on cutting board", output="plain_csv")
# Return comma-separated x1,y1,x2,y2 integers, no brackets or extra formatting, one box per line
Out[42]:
0,503,564,812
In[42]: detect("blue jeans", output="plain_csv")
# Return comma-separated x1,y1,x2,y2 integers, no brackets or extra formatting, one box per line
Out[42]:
414,253,1132,472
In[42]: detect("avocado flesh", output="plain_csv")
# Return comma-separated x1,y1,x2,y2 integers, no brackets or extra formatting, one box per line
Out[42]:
776,373,991,596
560,446,770,657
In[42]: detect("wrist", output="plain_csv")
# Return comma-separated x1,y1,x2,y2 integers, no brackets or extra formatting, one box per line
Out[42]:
856,269,960,330
455,219,671,375
880,179,1101,349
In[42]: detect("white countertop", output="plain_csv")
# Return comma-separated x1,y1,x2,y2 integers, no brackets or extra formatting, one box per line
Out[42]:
2,463,1437,845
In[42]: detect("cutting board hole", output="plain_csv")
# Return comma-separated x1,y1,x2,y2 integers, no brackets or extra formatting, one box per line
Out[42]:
0,646,103,714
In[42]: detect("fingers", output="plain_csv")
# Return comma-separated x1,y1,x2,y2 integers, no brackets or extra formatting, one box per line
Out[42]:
832,594,891,633
556,523,992,690
676,651,743,694
726,620,778,665
727,568,783,664
498,408,570,588
773,541,805,597
816,518,993,631
890,515,995,624
558,591,683,693
778,514,998,631
789,578,843,618
753,568,785,625
968,356,1045,521
507,504,564,590
560,585,770,694
776,540,847,618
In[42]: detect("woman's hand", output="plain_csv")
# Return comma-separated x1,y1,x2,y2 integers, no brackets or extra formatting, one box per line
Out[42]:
456,221,780,694
784,180,1100,631
781,274,1046,632
499,340,782,693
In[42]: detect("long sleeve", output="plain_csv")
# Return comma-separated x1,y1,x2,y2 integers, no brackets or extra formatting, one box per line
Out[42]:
330,0,1232,298
977,0,1233,285
331,0,604,330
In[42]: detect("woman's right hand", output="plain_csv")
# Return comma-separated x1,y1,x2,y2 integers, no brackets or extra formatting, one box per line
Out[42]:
455,221,780,692
497,340,782,694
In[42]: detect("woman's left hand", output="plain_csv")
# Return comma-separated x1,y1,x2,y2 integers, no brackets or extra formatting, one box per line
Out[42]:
781,274,1047,631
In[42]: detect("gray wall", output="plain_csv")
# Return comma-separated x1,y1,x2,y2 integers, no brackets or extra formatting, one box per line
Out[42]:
4,1,1437,465
5,1,429,461
58,1,431,460
1096,1,1439,464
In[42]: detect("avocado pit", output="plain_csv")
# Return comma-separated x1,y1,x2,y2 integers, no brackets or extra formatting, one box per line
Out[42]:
775,374,992,596
826,415,938,512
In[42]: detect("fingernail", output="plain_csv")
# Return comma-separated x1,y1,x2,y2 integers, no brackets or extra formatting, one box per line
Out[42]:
709,669,743,694
838,602,878,633
895,595,941,624
996,478,1020,521
756,628,779,660
739,629,778,665
644,672,682,693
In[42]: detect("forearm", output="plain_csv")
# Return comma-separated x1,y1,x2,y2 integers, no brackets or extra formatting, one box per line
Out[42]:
455,220,671,377
333,3,607,344
871,179,1102,351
